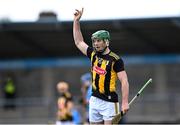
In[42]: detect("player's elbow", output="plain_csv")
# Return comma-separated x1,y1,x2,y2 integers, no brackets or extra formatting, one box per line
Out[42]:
74,39,82,46
122,78,129,86
74,40,80,46
120,77,129,88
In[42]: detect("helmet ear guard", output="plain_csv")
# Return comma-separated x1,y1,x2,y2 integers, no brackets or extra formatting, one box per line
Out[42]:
104,39,109,47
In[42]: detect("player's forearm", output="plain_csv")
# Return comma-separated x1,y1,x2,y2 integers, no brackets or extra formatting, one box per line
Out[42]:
121,79,129,104
73,20,84,46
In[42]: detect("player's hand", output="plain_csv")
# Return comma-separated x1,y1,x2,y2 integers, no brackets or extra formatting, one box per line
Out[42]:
121,102,129,114
74,8,84,21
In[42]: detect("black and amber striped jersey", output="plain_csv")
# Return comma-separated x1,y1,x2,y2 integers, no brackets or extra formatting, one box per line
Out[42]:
87,47,125,102
57,97,73,121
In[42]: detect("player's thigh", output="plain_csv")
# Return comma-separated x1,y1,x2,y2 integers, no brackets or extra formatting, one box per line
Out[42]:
89,96,103,123
102,101,120,121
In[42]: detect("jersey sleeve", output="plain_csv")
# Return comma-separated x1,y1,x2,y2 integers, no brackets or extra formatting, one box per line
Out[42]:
87,47,94,59
113,58,125,72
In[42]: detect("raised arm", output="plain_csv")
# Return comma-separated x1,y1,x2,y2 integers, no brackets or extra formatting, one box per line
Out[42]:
117,71,129,114
73,8,89,55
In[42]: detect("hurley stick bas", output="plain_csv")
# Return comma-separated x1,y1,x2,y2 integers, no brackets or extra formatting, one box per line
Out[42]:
112,78,152,124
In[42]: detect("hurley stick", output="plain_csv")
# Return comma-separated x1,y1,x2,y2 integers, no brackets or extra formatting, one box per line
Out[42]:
112,78,152,124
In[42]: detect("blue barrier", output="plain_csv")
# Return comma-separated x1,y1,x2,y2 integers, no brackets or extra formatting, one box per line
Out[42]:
124,54,180,65
0,55,180,69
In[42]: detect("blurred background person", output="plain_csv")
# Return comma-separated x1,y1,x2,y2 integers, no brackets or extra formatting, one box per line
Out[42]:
2,76,16,110
56,81,81,125
80,72,92,123
57,81,72,100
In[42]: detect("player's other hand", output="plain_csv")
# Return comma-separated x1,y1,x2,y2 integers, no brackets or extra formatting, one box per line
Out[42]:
74,8,84,21
121,103,129,114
